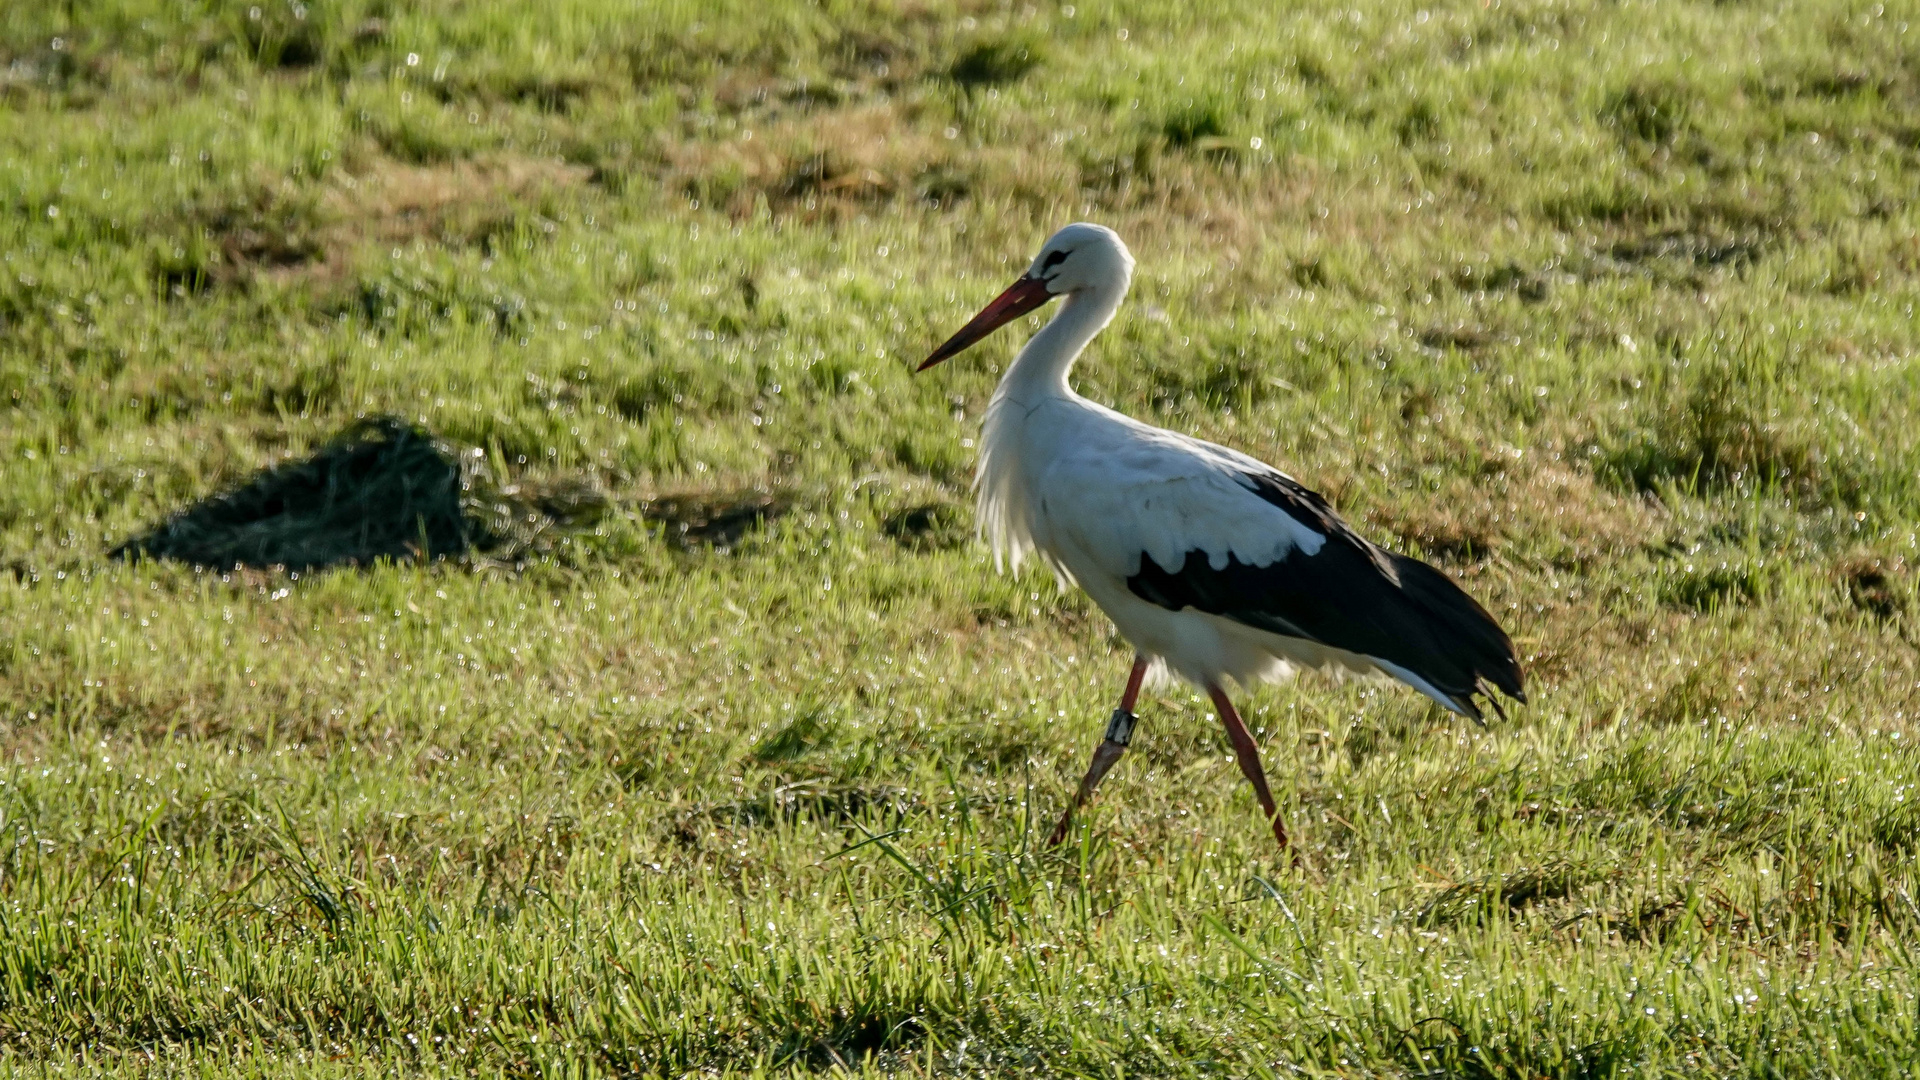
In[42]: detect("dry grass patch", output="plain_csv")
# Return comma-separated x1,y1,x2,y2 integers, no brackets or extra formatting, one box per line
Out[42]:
151,154,594,296
662,102,977,218
1369,460,1663,572
148,181,328,297
317,153,592,262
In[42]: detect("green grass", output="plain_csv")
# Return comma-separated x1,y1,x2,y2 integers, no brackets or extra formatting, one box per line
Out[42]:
4,0,1920,1074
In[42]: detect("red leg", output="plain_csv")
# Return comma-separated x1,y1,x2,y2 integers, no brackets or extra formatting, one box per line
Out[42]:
1117,655,1148,714
1048,655,1149,847
1206,684,1290,851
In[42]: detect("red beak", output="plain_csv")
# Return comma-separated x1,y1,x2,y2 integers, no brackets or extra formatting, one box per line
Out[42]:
917,276,1056,372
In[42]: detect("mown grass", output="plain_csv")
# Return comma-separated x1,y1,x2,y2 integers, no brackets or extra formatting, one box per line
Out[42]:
3,0,1920,1075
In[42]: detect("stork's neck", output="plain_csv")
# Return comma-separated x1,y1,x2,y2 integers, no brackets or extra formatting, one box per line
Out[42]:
996,281,1127,405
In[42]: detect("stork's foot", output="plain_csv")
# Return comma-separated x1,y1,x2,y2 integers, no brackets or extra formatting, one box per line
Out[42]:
1047,655,1149,848
1047,733,1128,847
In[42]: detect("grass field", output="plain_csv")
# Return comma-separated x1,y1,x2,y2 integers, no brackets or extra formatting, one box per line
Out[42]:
4,0,1920,1074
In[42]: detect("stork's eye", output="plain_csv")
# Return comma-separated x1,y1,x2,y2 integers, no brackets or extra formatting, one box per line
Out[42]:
1040,250,1068,272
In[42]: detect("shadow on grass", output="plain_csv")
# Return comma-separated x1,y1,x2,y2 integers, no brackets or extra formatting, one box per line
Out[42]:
111,417,501,572
108,408,801,572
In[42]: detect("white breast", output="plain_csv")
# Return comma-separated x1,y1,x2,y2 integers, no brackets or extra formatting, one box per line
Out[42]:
973,391,1049,576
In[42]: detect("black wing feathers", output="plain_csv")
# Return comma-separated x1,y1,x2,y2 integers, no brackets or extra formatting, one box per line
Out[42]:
1125,469,1525,718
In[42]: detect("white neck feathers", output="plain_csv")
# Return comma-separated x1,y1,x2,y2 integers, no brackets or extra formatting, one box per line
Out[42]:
994,279,1128,406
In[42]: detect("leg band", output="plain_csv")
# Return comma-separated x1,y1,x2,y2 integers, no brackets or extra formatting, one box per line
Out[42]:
1103,707,1138,747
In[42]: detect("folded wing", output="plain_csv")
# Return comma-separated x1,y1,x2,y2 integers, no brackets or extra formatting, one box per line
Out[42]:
1041,421,1524,718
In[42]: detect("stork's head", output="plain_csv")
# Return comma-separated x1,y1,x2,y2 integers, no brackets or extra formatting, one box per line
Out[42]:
918,223,1134,371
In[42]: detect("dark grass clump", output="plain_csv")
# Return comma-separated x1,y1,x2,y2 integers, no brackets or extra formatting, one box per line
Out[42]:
946,34,1044,89
1600,78,1696,145
1839,554,1908,620
1158,98,1231,148
641,489,788,551
1416,859,1613,928
881,501,970,551
113,417,496,572
1657,556,1773,612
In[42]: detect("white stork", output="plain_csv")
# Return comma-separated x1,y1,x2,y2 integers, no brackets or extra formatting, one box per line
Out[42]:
917,223,1525,851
